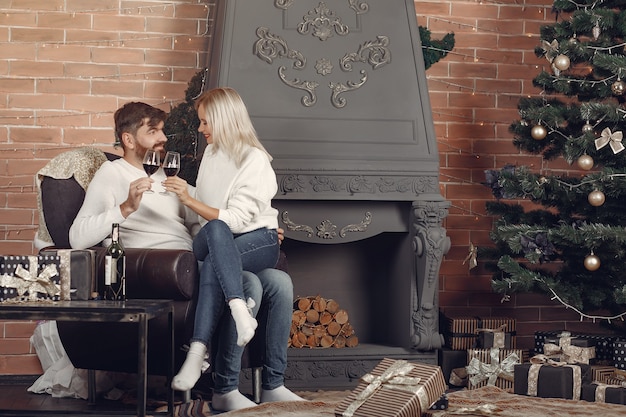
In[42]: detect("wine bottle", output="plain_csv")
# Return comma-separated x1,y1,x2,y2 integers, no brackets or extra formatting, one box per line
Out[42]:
104,223,126,301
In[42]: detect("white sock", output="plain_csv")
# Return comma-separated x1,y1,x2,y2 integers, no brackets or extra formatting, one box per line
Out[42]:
229,298,258,346
212,389,257,411
171,341,207,391
261,385,306,403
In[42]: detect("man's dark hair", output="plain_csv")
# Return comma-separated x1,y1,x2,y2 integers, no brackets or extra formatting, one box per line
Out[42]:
113,102,167,148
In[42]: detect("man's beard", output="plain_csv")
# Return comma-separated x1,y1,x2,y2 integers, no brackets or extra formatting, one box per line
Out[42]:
137,143,165,160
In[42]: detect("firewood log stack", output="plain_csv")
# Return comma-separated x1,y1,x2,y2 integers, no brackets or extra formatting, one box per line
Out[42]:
290,295,359,348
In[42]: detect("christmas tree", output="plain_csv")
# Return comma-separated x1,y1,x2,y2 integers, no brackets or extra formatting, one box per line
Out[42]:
483,0,626,324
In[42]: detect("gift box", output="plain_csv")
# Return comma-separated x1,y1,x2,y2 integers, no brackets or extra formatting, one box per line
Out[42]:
466,347,528,391
428,393,448,411
477,317,516,349
40,249,96,301
438,348,467,386
0,255,61,302
442,315,479,350
334,358,446,417
514,356,592,400
577,334,617,364
613,339,626,370
581,382,626,405
543,332,596,364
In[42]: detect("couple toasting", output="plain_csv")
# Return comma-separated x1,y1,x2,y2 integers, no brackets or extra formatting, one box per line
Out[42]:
69,87,304,412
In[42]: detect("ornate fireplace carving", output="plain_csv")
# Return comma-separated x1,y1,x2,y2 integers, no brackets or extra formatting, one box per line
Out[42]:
208,0,449,388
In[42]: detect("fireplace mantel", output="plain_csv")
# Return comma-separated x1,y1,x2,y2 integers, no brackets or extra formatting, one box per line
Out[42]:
208,0,449,389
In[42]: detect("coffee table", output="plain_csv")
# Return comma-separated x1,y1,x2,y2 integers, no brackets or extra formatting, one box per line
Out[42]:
0,299,174,417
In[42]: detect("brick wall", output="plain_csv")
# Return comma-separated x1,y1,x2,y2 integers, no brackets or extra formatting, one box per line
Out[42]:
0,1,607,376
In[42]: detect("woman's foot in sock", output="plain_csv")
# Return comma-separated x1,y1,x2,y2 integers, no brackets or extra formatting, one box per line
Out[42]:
212,389,257,411
171,341,207,391
261,385,306,403
229,298,258,346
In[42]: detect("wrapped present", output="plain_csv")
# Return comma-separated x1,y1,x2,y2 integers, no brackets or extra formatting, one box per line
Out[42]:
514,354,592,400
582,382,626,405
40,249,96,301
576,334,617,364
592,365,619,383
613,339,626,370
334,358,446,417
449,367,467,387
477,317,516,349
534,330,564,355
428,393,448,411
0,255,61,302
438,348,467,386
543,331,596,364
466,347,527,391
443,316,479,350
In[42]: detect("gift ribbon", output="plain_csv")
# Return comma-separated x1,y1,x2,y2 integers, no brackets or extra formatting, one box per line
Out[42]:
477,324,508,348
13,256,60,301
446,404,500,415
340,360,429,417
593,382,626,403
466,348,519,387
55,250,72,301
527,354,581,400
543,342,595,364
595,127,625,154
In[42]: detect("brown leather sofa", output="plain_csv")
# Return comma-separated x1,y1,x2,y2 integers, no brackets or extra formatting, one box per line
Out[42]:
38,149,275,400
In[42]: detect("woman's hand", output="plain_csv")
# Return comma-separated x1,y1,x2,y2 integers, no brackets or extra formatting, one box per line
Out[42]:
162,176,192,204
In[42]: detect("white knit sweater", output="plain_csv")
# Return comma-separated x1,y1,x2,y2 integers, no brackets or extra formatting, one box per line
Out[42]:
195,144,278,233
69,158,198,250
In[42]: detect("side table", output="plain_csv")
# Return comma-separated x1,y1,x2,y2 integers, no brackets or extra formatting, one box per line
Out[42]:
0,299,174,417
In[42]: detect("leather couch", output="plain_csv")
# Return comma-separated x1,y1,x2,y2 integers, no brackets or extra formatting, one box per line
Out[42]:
37,148,276,399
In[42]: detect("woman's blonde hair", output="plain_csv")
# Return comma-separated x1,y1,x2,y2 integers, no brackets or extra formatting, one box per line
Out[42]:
195,87,272,165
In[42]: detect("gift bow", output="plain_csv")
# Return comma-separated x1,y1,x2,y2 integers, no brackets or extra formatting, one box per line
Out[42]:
543,342,595,364
595,127,625,154
340,360,429,417
467,348,519,387
11,256,60,301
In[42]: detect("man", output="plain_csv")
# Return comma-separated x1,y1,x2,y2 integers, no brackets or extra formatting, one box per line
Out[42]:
69,102,303,411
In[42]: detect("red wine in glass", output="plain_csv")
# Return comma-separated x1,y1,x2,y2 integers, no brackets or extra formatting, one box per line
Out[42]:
141,149,160,193
160,151,180,195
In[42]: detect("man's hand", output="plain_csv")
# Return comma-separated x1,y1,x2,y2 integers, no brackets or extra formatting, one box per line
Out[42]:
277,227,285,244
120,177,153,218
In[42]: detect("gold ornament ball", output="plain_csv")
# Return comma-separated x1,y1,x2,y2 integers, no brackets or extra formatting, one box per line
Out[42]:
531,125,547,140
612,80,626,96
553,54,571,71
577,155,594,170
584,253,601,271
588,190,605,206
582,123,593,134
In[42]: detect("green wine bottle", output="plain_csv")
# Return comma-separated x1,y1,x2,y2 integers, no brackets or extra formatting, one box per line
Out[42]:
104,223,126,301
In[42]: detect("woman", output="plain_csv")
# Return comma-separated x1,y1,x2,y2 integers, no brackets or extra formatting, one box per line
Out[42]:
165,87,280,392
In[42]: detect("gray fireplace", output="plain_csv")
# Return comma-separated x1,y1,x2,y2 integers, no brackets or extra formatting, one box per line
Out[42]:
207,0,449,390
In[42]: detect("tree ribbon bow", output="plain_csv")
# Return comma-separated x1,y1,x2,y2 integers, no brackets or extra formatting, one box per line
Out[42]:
7,256,60,301
467,348,519,387
595,127,624,154
340,360,428,417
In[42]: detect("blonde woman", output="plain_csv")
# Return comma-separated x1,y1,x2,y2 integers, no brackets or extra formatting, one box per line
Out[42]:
164,88,287,405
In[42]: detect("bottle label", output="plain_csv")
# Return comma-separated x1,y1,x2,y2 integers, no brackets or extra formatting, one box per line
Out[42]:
105,255,116,284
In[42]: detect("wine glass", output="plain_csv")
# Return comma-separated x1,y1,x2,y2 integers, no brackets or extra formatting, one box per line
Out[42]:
160,151,180,195
142,149,160,194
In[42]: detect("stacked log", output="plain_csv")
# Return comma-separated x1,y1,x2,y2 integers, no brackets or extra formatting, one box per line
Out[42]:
290,295,359,348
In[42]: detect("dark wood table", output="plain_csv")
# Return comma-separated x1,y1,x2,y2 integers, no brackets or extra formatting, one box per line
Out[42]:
0,299,174,417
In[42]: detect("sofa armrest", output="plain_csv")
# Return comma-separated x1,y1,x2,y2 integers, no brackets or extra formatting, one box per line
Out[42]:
92,247,198,301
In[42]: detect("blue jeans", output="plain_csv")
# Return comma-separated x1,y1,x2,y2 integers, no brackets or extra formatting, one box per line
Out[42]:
190,220,279,346
212,268,294,393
